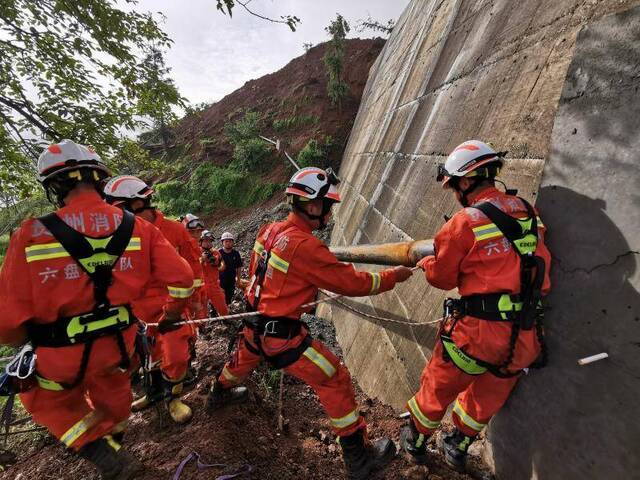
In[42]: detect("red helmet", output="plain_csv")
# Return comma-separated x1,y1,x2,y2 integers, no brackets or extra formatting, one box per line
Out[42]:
437,140,504,188
286,167,341,202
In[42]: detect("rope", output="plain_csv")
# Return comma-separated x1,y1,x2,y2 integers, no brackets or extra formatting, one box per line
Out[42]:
146,266,438,329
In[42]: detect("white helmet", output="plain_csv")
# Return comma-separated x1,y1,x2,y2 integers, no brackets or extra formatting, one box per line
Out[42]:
200,230,215,242
37,139,110,184
286,167,341,202
182,213,204,230
221,231,234,241
437,140,504,187
103,175,153,206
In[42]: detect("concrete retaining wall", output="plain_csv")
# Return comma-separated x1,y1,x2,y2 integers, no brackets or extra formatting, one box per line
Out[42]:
322,0,640,477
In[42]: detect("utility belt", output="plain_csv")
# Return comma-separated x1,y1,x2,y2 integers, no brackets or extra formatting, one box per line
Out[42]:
241,314,311,369
444,293,540,328
440,295,545,378
27,305,137,390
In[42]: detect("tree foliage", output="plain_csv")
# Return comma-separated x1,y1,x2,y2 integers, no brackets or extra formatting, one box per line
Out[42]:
215,0,300,31
0,0,181,193
323,14,350,109
356,16,395,36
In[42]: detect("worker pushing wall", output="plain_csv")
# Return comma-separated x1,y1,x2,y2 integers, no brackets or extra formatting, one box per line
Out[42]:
322,0,640,478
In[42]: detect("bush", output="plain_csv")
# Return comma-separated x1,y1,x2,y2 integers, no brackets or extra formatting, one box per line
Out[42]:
297,136,335,169
155,163,284,215
231,138,271,172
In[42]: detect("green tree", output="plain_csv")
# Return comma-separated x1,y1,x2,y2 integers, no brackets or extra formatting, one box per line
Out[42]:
0,0,179,172
323,14,351,109
135,47,185,151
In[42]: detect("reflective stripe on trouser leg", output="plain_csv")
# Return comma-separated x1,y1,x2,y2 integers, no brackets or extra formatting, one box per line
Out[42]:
285,339,364,437
60,411,101,448
407,396,441,432
452,400,486,434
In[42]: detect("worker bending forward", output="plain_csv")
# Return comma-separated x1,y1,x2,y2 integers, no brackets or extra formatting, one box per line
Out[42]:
400,140,551,471
207,167,413,480
104,175,198,424
0,141,194,479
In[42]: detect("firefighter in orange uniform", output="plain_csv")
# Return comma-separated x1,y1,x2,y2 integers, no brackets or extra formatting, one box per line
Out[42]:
199,230,229,317
181,213,209,320
103,175,198,424
0,141,194,479
400,140,551,472
206,167,414,480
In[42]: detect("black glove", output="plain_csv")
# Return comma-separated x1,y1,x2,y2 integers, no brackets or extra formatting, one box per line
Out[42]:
157,318,183,334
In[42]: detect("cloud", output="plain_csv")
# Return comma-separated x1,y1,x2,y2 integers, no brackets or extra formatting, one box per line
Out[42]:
135,0,410,105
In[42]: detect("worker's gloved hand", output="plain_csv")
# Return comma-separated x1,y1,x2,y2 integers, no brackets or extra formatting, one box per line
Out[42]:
392,266,413,283
416,256,433,271
157,313,183,334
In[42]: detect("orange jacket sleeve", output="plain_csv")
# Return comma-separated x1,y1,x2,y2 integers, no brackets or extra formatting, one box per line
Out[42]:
146,222,194,317
296,237,397,296
421,213,475,291
0,224,31,345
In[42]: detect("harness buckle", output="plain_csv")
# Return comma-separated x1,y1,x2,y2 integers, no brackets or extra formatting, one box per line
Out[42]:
263,320,278,336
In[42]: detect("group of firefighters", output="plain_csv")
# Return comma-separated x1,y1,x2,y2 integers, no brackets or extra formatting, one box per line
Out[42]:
0,137,550,480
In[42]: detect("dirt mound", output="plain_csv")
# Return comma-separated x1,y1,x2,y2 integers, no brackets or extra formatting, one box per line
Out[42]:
172,38,385,170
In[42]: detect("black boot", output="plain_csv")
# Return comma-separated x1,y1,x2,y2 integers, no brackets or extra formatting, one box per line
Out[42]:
131,369,164,412
400,420,429,464
438,429,475,472
339,429,396,480
206,377,248,412
78,437,143,480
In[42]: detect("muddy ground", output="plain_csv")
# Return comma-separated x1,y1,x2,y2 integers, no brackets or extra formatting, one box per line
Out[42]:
1,203,492,480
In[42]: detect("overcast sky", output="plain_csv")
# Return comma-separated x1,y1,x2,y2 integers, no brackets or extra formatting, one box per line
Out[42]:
135,0,410,106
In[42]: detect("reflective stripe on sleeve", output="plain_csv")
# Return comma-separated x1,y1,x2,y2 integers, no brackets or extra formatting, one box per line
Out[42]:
167,285,194,298
452,400,486,433
60,411,100,447
193,279,204,288
369,272,381,294
268,252,290,274
253,241,265,255
302,346,336,378
330,409,359,429
407,396,441,430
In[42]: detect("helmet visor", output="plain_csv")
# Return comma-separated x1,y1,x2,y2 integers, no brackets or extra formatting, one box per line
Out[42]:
186,219,205,230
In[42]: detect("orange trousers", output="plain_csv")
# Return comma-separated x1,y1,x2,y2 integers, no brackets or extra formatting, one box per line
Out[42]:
20,328,137,451
220,327,366,437
150,324,195,381
205,284,229,316
407,340,520,437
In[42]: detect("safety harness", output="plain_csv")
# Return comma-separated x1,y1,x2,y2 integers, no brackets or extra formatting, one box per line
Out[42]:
242,224,312,369
441,198,547,377
27,211,137,389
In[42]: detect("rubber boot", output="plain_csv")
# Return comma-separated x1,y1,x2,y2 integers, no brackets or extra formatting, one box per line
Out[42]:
111,420,128,444
78,436,143,480
339,429,396,480
165,381,192,424
438,428,475,472
400,419,429,464
131,369,163,412
206,377,248,412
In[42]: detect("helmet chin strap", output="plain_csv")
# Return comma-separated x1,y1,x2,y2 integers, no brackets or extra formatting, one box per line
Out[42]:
293,198,333,230
454,178,481,207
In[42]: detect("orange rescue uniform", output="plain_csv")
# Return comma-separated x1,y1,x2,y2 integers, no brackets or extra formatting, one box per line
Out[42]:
408,187,551,437
219,212,400,437
0,191,193,450
132,210,201,381
201,249,229,316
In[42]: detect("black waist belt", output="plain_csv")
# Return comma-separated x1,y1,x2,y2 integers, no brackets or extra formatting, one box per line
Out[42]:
28,305,135,348
458,293,525,323
242,315,311,369
243,315,303,339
